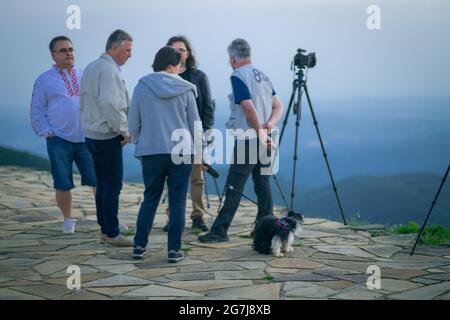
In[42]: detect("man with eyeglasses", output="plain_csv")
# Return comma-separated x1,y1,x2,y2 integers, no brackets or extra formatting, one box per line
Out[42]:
161,36,215,233
30,36,96,234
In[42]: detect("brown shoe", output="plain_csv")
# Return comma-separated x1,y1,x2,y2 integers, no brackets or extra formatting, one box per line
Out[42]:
105,235,133,247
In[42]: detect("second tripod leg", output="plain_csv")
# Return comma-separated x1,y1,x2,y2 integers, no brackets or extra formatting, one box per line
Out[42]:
304,84,347,225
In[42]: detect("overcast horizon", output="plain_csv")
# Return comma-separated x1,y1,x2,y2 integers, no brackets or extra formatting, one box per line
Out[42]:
1,0,450,117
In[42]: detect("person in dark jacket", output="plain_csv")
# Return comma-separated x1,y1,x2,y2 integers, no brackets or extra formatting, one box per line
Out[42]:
162,35,215,232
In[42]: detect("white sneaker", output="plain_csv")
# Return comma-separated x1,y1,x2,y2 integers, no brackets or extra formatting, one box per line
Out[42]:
119,223,129,233
63,219,75,234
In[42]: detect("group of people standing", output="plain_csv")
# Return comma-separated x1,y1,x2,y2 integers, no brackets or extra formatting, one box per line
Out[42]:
30,30,283,263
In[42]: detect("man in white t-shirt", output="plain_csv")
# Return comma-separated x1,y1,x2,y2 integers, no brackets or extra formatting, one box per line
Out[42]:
199,39,284,243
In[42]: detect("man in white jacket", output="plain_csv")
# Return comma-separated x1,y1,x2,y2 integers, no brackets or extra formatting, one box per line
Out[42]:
80,29,133,247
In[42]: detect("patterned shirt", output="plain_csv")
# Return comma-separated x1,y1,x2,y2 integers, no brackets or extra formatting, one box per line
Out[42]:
30,66,85,143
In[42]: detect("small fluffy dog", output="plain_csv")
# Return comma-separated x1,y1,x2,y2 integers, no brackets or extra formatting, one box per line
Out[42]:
252,211,304,257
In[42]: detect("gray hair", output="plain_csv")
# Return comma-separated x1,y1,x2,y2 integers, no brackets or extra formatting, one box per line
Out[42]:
105,29,133,51
227,38,251,61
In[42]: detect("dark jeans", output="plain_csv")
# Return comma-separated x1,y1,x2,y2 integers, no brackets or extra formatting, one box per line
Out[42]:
134,154,192,251
210,140,273,237
86,136,123,238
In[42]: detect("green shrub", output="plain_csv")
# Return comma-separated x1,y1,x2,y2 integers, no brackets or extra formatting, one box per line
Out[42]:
390,221,450,245
390,221,420,234
420,225,450,245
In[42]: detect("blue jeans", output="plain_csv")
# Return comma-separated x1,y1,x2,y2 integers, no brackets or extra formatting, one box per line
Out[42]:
210,140,273,237
134,154,192,251
46,136,96,191
86,136,123,238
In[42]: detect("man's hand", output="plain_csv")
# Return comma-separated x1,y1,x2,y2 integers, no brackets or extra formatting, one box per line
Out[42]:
120,134,131,146
46,132,56,139
258,129,273,150
262,121,273,133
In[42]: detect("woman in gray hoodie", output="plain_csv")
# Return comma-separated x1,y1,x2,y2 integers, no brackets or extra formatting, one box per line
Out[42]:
129,46,203,262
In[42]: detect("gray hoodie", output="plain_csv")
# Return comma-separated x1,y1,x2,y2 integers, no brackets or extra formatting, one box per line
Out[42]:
129,72,204,158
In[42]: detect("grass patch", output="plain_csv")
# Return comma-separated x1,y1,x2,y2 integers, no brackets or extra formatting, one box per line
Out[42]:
181,247,192,253
121,229,135,236
418,225,450,245
192,229,203,235
389,221,420,234
263,274,274,282
239,234,252,239
389,221,450,245
347,217,450,245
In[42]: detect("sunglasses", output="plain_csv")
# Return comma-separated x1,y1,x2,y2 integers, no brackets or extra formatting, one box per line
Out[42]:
53,48,75,54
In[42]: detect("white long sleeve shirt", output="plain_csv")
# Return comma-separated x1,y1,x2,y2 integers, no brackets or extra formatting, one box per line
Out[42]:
30,66,85,143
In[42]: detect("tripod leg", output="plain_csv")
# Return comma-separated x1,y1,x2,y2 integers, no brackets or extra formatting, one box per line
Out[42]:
212,177,222,203
272,175,289,208
279,83,297,144
204,175,211,209
410,163,450,255
290,84,303,211
304,84,348,225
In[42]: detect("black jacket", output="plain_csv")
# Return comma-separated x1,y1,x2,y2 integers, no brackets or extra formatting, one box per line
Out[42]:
180,68,215,131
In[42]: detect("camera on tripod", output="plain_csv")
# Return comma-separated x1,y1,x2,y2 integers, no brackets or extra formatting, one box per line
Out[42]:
293,49,317,69
271,47,348,225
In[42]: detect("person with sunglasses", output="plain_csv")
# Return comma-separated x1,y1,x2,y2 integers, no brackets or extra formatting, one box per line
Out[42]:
30,36,96,234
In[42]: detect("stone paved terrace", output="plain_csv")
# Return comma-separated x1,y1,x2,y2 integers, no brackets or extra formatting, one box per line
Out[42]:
0,166,450,300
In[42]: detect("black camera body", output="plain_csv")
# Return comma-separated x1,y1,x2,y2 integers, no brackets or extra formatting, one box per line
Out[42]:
294,49,317,69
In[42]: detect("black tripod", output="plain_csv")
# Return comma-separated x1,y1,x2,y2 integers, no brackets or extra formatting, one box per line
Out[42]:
271,67,348,225
204,174,223,209
410,163,450,256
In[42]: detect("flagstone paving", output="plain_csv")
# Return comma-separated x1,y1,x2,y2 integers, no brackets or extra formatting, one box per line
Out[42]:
1,166,450,300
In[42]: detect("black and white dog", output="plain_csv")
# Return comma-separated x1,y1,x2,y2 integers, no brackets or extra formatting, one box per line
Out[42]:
252,211,304,257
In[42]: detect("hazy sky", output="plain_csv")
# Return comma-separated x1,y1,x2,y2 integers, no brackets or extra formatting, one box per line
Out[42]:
1,0,449,116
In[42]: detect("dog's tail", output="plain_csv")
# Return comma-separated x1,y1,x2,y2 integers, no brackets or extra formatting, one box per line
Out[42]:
252,234,273,254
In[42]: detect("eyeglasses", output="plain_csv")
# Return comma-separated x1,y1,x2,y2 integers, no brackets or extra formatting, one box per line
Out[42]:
177,48,189,54
53,48,75,54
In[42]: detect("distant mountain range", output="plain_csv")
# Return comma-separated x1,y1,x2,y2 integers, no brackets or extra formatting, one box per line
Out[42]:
1,96,449,226
126,162,450,227
5,96,449,188
0,146,49,171
298,173,450,227
1,145,448,227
